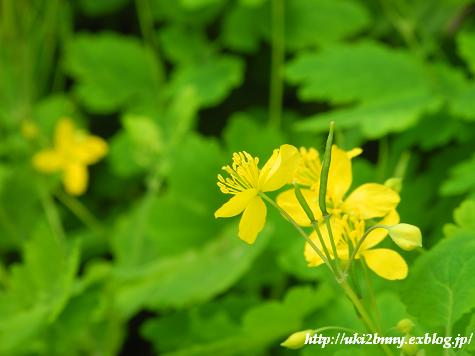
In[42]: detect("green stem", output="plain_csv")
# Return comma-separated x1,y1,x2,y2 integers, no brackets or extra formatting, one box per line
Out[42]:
55,190,104,236
130,174,162,264
135,0,165,107
293,184,338,273
260,193,334,273
339,280,394,356
268,0,285,128
360,259,382,333
38,184,65,244
344,224,388,275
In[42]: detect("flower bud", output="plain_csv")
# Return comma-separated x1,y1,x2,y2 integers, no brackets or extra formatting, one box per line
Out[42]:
396,318,414,334
384,177,402,193
387,224,422,251
280,329,314,349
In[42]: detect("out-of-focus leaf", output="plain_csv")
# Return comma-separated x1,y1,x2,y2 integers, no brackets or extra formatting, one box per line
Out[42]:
288,42,440,138
169,55,243,107
0,225,80,353
440,153,475,196
450,83,475,121
151,0,223,25
141,294,257,353
221,3,265,53
223,113,284,158
401,234,475,329
159,25,214,65
444,200,475,238
283,0,370,50
148,285,333,355
64,32,158,113
113,225,269,318
458,31,475,75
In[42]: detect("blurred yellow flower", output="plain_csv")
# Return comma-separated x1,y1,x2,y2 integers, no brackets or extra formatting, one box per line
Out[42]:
304,211,409,280
215,144,300,244
277,145,400,226
33,118,108,196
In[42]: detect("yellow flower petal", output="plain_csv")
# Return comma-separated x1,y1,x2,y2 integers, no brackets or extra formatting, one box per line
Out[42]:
277,188,321,227
326,146,353,203
64,163,88,195
239,196,266,244
344,183,400,219
55,118,76,151
362,248,408,280
360,210,400,250
32,149,64,173
75,136,108,164
215,189,257,218
259,144,300,192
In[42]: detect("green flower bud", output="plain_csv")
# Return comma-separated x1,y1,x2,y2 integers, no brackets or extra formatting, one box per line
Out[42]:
384,177,402,193
396,318,414,334
387,224,422,251
280,329,314,349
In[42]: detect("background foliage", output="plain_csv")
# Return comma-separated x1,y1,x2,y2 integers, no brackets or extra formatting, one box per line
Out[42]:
1,0,475,355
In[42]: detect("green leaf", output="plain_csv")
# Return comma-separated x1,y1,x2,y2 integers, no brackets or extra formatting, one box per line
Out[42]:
112,225,269,318
221,3,265,53
440,153,475,196
151,285,333,355
283,0,370,50
401,234,475,329
159,25,215,65
0,225,80,353
223,113,284,158
444,200,475,238
169,55,243,107
458,31,475,75
65,32,157,113
450,83,475,121
287,42,440,138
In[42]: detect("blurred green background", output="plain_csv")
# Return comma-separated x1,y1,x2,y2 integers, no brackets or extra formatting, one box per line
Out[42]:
1,0,475,355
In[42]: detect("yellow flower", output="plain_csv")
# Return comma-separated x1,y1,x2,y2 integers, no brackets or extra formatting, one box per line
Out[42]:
277,145,400,226
304,211,409,280
215,144,300,244
32,118,108,196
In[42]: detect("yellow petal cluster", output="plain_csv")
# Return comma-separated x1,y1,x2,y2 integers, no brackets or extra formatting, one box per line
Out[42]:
32,118,108,196
214,145,299,244
277,145,418,280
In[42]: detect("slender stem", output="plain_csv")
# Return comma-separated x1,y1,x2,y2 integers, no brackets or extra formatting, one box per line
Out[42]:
135,0,165,108
130,174,163,264
268,0,285,128
339,280,394,356
260,193,334,272
38,184,65,244
293,184,338,273
323,214,341,273
311,221,338,275
345,225,388,275
360,259,382,333
55,190,104,236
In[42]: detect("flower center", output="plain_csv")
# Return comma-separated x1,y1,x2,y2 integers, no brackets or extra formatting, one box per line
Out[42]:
217,151,260,194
